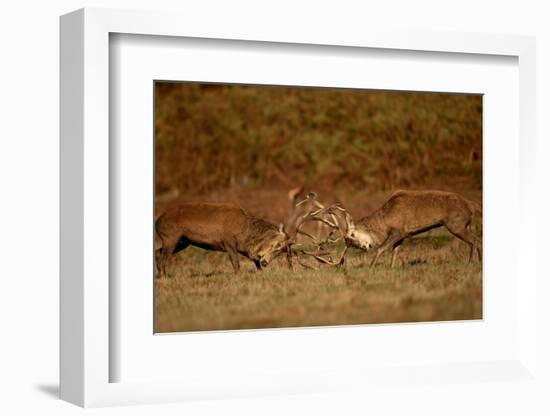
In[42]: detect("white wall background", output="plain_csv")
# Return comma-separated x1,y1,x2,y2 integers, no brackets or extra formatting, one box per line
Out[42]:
0,1,548,415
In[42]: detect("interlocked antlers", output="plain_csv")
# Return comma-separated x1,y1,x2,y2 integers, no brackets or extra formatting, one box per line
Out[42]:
288,192,353,268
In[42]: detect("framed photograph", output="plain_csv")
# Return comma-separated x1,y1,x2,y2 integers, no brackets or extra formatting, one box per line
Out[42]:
60,8,537,408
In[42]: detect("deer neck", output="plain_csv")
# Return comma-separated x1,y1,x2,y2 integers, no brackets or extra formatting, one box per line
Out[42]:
356,217,386,246
243,219,278,258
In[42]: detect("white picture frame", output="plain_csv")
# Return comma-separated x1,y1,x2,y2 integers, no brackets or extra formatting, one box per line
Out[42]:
60,7,538,408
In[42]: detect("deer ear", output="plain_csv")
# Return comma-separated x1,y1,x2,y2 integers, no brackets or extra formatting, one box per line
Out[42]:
344,212,355,228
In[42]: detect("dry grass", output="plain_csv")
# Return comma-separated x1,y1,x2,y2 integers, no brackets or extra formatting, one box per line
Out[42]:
154,235,482,333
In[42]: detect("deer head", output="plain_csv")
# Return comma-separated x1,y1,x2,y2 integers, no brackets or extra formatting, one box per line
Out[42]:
326,205,374,251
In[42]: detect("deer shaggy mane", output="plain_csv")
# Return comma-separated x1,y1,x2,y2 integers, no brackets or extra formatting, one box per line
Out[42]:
243,213,280,249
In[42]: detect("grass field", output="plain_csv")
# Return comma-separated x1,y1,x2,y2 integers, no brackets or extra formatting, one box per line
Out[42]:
154,234,482,333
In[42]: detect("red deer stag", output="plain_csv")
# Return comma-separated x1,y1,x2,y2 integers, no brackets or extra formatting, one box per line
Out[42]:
328,190,482,267
155,202,290,277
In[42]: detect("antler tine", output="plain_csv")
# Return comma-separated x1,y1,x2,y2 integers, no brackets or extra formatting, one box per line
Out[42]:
296,228,318,242
296,208,339,236
326,203,346,213
311,216,339,229
286,192,318,241
301,200,342,222
311,200,325,209
295,191,322,207
302,203,347,230
323,203,355,234
293,194,335,237
301,250,346,267
303,207,322,217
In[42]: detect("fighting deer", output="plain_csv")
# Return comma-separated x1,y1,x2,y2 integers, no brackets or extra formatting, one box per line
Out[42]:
155,202,290,277
321,190,482,267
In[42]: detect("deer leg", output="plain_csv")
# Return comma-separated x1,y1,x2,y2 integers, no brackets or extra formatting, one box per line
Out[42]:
454,233,474,263
471,232,482,263
286,245,294,270
370,248,386,267
468,226,482,262
476,244,482,262
370,231,403,267
155,248,162,277
158,238,178,279
390,239,405,268
338,246,348,268
225,246,241,273
445,222,479,263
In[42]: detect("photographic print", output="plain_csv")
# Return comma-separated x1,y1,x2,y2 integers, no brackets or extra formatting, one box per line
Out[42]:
154,82,482,333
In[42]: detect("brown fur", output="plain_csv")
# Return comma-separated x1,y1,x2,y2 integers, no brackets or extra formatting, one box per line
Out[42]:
155,202,288,277
346,190,482,266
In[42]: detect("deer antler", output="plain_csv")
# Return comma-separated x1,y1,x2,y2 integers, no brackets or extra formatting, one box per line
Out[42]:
300,246,348,267
293,197,342,239
326,204,355,234
295,203,351,240
286,193,355,269
295,192,325,209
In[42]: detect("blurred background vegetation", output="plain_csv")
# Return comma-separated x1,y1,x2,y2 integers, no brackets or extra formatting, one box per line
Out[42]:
155,82,481,200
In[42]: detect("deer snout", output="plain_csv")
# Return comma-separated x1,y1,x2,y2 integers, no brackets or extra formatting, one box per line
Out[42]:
260,259,268,268
345,232,359,247
345,230,372,251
